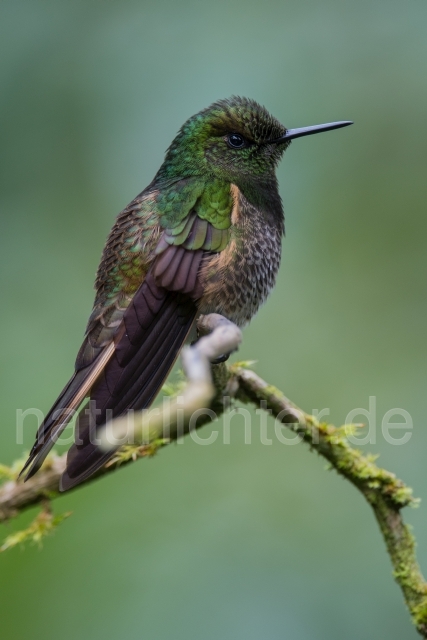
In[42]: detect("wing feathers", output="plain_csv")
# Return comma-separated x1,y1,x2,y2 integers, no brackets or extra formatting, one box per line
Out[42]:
23,205,217,489
61,293,196,491
58,245,203,490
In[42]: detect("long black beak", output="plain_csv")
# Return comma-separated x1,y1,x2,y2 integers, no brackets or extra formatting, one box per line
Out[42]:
271,120,353,143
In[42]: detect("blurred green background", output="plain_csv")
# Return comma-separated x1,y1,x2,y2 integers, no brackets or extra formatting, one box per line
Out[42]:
1,1,426,638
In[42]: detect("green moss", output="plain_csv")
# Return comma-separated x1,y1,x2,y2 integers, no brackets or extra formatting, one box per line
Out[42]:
106,439,170,467
1,508,71,552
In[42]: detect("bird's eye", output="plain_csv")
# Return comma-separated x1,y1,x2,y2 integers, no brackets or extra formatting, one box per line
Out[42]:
227,133,246,149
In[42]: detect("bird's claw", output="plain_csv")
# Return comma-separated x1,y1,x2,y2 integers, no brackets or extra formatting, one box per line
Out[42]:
190,338,233,365
210,352,231,365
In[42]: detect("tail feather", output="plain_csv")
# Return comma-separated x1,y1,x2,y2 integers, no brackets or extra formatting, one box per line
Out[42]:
21,343,115,480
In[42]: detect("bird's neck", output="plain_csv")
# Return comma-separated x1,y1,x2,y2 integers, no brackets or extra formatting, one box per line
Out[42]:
235,175,284,229
153,168,284,233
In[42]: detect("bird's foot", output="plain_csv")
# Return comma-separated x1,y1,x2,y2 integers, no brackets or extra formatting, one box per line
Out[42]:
209,352,231,365
190,338,233,365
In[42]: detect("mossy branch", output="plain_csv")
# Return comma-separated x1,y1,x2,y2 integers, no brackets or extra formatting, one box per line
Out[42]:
233,368,427,636
0,314,426,635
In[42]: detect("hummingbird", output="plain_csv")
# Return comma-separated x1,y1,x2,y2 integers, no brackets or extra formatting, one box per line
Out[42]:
21,97,352,490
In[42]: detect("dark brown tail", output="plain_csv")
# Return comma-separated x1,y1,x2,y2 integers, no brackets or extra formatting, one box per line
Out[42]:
20,344,115,480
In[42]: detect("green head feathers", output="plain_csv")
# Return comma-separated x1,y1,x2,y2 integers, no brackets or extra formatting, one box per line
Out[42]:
156,96,289,184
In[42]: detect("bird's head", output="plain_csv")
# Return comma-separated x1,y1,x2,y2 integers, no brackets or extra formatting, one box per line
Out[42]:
158,96,352,189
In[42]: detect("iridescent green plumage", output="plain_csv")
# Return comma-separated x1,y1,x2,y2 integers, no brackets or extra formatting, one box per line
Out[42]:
21,96,352,489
